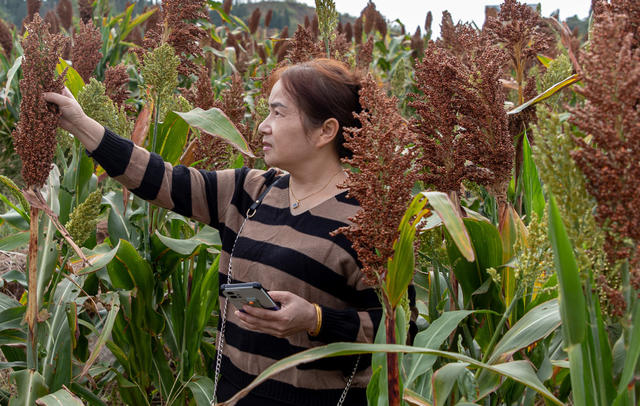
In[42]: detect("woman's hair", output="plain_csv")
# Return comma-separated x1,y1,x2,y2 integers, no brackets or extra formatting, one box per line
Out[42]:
269,58,362,159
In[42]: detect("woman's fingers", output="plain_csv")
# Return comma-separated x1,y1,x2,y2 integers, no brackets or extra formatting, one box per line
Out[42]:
43,91,68,105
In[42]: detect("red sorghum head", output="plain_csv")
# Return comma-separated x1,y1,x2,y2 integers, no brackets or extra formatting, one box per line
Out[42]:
12,14,68,187
72,20,103,82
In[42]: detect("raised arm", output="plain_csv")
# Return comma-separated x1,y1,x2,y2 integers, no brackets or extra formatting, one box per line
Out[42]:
44,87,105,153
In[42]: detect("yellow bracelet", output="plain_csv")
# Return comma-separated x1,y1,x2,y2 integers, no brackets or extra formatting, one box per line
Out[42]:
309,303,322,336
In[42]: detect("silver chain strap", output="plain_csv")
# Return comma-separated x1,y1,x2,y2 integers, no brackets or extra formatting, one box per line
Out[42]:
211,188,360,405
212,210,252,404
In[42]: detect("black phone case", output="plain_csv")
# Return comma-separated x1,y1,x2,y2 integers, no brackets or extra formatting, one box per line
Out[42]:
220,282,279,310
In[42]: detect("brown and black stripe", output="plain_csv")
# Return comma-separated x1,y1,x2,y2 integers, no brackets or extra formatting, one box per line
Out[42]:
90,128,383,405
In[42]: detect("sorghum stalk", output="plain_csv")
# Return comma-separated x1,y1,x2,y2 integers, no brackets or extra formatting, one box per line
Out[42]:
384,300,400,406
26,205,38,370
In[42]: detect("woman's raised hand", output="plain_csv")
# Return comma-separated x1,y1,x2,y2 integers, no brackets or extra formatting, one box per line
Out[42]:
234,291,318,338
43,87,104,151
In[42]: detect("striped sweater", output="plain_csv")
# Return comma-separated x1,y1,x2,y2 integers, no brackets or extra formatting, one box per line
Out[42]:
90,128,382,405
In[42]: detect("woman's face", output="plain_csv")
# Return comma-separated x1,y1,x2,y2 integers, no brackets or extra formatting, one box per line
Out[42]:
258,80,317,171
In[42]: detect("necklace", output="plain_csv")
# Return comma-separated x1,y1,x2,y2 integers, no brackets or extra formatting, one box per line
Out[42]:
290,170,343,209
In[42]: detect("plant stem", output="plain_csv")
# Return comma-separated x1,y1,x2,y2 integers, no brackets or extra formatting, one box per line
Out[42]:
26,205,39,370
475,284,525,377
385,302,401,406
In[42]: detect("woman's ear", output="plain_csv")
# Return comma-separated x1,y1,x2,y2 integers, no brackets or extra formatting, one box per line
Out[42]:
316,118,340,148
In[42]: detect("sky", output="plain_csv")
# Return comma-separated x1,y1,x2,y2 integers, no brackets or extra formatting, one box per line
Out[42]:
297,0,592,36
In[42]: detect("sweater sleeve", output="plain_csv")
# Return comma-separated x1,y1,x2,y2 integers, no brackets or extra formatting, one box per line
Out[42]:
87,127,241,229
311,285,418,344
311,306,382,344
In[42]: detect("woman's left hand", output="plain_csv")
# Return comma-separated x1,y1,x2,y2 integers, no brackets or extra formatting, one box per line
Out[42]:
234,291,317,338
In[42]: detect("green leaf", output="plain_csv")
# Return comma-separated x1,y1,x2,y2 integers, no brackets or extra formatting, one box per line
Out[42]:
386,194,430,308
175,108,255,157
507,74,580,115
218,343,562,406
155,226,221,256
9,370,48,406
614,299,640,400
55,59,85,98
488,299,561,364
522,133,545,220
74,242,121,275
0,231,29,251
422,191,474,262
432,362,469,406
78,294,120,378
0,209,29,230
446,218,503,310
547,193,585,346
537,54,552,67
186,376,215,406
36,387,84,406
2,55,22,105
405,310,475,386
121,7,157,39
107,239,153,293
150,111,190,165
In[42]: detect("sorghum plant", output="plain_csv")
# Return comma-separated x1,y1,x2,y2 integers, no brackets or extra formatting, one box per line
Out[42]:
335,74,418,406
71,20,103,83
11,13,67,370
410,33,513,208
570,0,640,302
0,18,12,56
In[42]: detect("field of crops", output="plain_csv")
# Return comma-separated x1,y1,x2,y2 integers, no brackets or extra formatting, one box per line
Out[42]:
0,0,638,404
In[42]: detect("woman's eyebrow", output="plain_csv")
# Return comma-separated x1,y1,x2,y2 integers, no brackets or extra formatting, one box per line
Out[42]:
269,102,287,109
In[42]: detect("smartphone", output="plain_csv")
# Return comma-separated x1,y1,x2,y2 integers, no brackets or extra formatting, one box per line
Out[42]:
220,282,280,311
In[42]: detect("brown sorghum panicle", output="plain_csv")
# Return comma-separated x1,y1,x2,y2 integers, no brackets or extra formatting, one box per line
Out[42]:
78,0,93,23
223,0,232,15
0,18,12,56
265,9,273,28
56,0,73,31
13,14,68,187
284,25,324,65
304,15,310,29
410,35,513,202
356,36,373,68
354,17,363,44
570,4,640,291
192,66,215,110
44,10,60,34
104,64,130,107
410,27,423,60
344,22,353,43
248,8,261,35
72,20,103,82
362,1,376,34
334,74,417,286
162,0,209,76
311,14,319,40
272,26,289,57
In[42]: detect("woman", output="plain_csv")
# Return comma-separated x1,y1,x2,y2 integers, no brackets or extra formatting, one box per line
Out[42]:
45,59,381,405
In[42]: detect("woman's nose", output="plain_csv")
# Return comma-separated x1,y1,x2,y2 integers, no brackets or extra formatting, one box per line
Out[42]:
258,118,270,136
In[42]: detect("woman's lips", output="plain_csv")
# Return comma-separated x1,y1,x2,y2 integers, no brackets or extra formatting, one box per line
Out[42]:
262,142,272,151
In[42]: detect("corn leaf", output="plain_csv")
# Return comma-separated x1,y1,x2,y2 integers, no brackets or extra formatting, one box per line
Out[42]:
522,133,545,220
422,191,474,262
55,59,85,98
432,362,469,406
219,343,562,406
547,193,585,345
405,310,475,386
176,107,255,157
508,74,580,115
36,387,84,405
386,194,430,308
149,111,190,165
9,369,48,406
2,55,22,105
187,376,215,406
